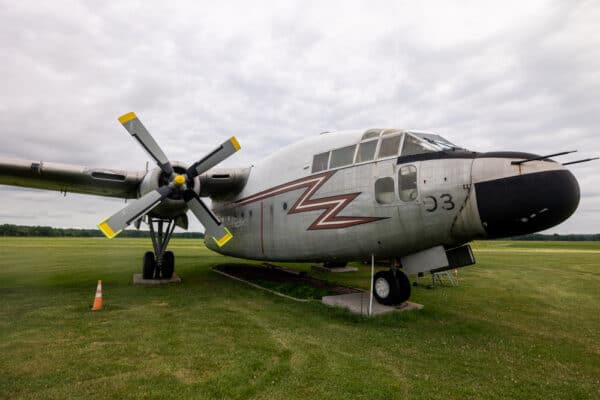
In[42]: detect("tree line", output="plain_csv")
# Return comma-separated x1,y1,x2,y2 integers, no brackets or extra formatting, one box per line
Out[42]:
0,224,204,238
1,224,598,241
510,233,600,241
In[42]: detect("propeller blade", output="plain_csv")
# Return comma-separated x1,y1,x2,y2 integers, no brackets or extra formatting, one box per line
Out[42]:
187,137,240,178
118,112,174,176
184,191,233,247
98,186,172,239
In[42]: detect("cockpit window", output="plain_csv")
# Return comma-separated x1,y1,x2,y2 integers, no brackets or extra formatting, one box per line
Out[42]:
330,145,356,168
411,132,456,148
312,151,330,173
361,129,381,141
401,134,440,156
378,134,402,159
355,140,377,163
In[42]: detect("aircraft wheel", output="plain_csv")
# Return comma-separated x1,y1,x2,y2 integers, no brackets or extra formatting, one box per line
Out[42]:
142,251,156,279
394,269,412,304
161,251,175,279
373,270,399,305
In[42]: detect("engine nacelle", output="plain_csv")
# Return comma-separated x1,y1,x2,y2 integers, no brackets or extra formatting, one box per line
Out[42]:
138,162,200,219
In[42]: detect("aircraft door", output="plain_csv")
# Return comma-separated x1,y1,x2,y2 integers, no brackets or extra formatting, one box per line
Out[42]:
418,159,473,245
395,162,425,249
373,161,397,210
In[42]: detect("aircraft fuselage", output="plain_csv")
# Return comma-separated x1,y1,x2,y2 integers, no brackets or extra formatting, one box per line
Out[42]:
207,129,580,263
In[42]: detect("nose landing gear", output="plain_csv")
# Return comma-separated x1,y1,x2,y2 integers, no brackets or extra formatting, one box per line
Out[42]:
141,216,176,279
373,267,411,305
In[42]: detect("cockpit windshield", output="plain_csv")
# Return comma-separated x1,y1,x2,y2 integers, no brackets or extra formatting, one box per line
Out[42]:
412,132,456,147
312,129,464,173
402,132,459,156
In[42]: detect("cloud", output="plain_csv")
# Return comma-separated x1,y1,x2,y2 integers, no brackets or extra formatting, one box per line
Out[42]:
0,0,598,233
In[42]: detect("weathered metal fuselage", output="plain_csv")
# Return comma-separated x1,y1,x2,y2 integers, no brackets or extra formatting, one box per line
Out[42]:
206,129,579,264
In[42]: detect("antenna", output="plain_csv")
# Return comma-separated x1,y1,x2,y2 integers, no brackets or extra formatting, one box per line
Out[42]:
562,157,599,166
511,151,577,165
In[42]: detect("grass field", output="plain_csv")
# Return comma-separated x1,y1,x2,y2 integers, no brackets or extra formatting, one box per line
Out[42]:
0,238,598,399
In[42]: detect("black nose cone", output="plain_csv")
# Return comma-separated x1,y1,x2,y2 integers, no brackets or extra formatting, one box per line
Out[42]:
475,170,580,238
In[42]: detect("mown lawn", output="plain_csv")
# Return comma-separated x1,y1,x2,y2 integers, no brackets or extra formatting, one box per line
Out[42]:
0,238,598,399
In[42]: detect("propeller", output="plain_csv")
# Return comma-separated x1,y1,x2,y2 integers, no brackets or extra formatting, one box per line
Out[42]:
97,112,239,247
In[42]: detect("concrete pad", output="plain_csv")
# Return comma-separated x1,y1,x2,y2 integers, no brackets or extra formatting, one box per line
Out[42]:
322,292,423,316
311,265,358,273
133,273,182,285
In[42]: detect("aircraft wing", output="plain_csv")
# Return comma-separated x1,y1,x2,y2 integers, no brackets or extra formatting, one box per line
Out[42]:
0,157,144,199
0,157,251,201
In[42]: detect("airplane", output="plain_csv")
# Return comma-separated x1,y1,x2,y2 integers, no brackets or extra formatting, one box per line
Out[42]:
0,112,592,305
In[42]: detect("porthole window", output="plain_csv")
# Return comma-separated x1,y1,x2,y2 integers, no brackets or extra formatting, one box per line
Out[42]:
249,210,253,217
375,177,395,204
283,202,288,210
399,165,418,201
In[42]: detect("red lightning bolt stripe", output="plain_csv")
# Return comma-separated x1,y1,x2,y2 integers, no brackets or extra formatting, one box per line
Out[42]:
235,171,385,230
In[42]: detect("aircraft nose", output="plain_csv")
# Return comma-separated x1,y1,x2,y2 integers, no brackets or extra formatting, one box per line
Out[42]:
474,169,580,238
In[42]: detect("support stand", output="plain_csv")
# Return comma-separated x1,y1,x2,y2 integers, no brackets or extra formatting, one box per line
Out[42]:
368,254,374,317
147,216,176,278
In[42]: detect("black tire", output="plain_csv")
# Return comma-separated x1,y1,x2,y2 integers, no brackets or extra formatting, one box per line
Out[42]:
373,270,399,305
394,270,412,304
143,251,156,279
161,251,175,279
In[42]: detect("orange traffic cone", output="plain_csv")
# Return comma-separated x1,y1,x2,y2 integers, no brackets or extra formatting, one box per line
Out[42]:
91,280,103,311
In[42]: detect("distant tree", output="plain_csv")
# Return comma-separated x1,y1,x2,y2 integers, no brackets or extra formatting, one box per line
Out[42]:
0,224,204,238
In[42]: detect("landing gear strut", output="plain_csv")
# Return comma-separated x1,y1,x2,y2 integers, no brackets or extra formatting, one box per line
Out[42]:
142,216,176,279
373,265,411,305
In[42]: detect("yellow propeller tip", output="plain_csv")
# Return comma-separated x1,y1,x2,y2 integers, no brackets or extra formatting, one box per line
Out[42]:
229,136,241,151
118,112,137,124
97,218,122,239
213,229,233,247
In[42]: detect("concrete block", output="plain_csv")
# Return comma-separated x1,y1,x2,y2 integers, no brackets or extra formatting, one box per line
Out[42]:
133,273,182,285
322,292,423,316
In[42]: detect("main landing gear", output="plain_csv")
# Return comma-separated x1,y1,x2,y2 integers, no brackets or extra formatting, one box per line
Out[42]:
142,216,176,279
373,267,411,305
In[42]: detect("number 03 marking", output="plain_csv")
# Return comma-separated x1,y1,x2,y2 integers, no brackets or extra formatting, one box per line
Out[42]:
425,194,455,212
441,194,455,210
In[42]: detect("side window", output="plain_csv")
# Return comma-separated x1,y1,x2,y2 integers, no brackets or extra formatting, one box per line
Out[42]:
398,165,418,201
355,140,377,163
330,145,356,168
312,152,330,173
375,177,395,204
378,135,402,159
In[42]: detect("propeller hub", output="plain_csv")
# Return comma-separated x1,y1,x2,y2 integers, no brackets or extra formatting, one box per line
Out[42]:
173,174,186,187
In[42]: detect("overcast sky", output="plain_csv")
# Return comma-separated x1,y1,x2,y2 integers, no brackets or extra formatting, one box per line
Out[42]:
0,0,598,234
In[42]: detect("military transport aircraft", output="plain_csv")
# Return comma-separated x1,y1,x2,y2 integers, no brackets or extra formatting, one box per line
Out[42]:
0,112,590,305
